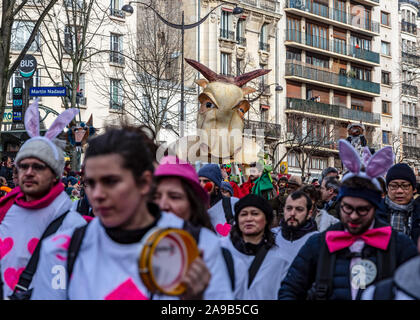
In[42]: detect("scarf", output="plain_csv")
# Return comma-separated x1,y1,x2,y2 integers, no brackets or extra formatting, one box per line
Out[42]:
280,218,318,241
231,236,266,256
384,196,414,235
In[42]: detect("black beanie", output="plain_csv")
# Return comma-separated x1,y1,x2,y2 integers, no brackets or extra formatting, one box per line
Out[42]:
234,194,273,224
386,163,416,188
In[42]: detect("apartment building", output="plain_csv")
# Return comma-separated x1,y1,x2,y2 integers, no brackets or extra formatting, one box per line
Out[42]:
399,0,420,180
1,0,138,159
279,0,400,179
184,0,282,160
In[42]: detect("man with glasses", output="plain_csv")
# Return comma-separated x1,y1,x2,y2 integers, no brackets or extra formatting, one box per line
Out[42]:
377,163,420,244
278,173,417,300
0,135,86,299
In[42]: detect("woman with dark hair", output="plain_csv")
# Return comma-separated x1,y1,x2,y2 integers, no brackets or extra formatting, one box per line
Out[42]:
220,194,289,300
31,126,233,300
153,155,213,230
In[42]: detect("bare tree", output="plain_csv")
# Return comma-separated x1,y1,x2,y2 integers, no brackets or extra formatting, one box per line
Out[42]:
0,0,59,136
94,0,195,140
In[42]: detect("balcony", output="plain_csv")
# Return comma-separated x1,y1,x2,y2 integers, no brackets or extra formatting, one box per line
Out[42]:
240,0,279,12
285,63,380,95
285,0,380,34
402,51,420,65
285,30,379,64
244,119,281,138
402,83,418,97
110,8,126,19
286,97,380,125
237,37,247,46
402,114,419,128
259,42,270,52
110,51,125,65
402,20,417,35
403,145,420,159
220,29,235,41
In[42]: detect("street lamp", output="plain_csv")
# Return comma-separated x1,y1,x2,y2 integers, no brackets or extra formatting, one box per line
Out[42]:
122,1,243,137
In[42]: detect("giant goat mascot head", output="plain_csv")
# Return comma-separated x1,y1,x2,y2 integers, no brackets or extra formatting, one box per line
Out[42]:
166,58,270,164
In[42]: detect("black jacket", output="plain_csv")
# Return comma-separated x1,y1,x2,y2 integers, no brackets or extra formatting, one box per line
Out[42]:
278,218,417,300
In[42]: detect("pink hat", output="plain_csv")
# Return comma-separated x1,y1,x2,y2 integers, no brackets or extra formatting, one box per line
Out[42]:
154,156,209,205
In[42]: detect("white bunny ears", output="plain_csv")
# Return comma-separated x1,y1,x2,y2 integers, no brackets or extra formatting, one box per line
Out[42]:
339,139,394,191
25,98,80,140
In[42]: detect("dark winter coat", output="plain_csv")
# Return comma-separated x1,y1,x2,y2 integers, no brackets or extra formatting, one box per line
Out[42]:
278,218,417,300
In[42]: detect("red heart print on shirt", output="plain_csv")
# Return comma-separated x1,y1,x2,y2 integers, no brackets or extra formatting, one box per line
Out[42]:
4,267,25,291
216,223,231,237
27,238,39,255
105,278,148,300
0,238,13,259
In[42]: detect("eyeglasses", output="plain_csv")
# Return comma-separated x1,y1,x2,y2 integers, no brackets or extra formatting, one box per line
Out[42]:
17,162,48,173
340,203,373,217
388,182,412,191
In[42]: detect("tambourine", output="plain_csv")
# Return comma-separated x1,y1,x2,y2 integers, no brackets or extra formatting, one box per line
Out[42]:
138,227,199,296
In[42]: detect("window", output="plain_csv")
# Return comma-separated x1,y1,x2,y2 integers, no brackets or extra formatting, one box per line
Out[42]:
159,97,168,124
64,73,86,105
306,23,328,50
351,66,371,81
287,153,300,167
110,33,124,64
110,78,123,109
382,101,391,115
236,59,243,76
333,0,346,23
220,52,231,75
306,53,329,68
350,35,371,51
286,49,301,62
110,0,125,18
11,21,39,52
259,23,269,51
381,41,390,56
221,10,232,39
287,17,301,42
382,130,391,145
64,25,83,54
236,18,245,45
381,11,390,26
310,157,328,170
381,71,390,85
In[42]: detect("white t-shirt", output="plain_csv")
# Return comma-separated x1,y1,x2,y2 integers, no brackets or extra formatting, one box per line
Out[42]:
31,212,234,300
0,191,86,298
220,237,289,300
208,197,239,237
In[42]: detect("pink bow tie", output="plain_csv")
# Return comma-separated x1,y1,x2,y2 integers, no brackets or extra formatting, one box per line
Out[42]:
325,226,392,253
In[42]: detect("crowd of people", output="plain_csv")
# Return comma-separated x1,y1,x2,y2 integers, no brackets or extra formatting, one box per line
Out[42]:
0,124,420,300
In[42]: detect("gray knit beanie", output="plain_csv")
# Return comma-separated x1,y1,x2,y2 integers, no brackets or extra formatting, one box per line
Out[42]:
15,137,65,178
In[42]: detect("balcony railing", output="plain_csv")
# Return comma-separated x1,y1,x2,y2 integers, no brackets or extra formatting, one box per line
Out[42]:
260,0,276,11
403,145,420,158
402,51,420,65
237,37,247,46
220,29,235,41
110,100,123,110
402,114,419,127
110,51,125,65
110,8,126,19
285,63,380,95
402,83,418,96
259,42,270,51
285,30,380,64
77,96,87,106
244,119,281,138
286,97,381,124
402,20,417,34
285,0,380,33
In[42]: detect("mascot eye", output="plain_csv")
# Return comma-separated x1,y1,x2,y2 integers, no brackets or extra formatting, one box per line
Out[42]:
206,102,216,109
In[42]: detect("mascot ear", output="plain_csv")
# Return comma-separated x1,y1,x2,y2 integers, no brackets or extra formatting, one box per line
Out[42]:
338,139,361,174
195,79,209,88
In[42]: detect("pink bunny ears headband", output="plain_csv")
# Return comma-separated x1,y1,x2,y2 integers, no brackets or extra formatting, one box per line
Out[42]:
23,98,79,159
339,139,395,191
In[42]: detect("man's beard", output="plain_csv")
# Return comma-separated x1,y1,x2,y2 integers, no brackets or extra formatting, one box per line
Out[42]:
285,216,307,230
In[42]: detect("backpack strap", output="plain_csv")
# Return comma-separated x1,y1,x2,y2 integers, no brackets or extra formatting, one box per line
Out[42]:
182,220,201,243
221,247,235,291
311,233,336,300
67,225,88,282
373,278,395,300
376,231,397,281
248,245,269,289
222,197,234,225
13,210,69,293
